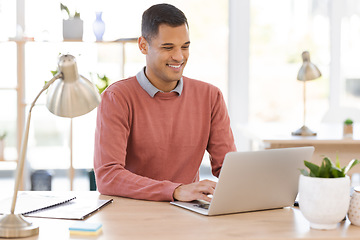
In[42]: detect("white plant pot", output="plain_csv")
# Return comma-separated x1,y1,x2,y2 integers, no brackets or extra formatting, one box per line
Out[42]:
298,175,350,230
63,18,83,40
0,140,4,161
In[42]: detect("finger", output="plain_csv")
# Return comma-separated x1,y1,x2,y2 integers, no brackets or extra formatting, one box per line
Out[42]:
196,193,212,203
200,179,217,189
196,184,215,195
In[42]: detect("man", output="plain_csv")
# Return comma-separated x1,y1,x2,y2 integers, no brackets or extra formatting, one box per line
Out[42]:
94,3,236,202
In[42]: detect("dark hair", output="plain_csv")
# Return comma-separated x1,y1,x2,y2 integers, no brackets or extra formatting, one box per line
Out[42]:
141,3,188,42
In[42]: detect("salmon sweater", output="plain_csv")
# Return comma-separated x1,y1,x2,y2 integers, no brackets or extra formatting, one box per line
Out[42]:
94,75,236,201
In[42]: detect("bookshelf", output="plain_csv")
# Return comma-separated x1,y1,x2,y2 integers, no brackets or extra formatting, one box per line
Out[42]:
0,38,138,189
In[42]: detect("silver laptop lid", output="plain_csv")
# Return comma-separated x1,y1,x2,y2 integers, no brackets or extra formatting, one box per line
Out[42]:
208,147,314,215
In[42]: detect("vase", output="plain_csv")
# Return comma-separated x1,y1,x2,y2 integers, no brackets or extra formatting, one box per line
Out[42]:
63,18,83,41
348,186,360,226
343,124,353,138
298,175,350,230
93,12,105,41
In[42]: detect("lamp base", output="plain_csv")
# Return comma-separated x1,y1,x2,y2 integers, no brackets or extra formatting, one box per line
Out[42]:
292,125,317,136
0,213,39,238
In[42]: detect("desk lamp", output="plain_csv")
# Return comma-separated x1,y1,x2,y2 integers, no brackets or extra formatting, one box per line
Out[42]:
292,51,321,136
0,54,101,238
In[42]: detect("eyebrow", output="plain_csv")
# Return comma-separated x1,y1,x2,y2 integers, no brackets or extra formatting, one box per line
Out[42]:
161,41,191,46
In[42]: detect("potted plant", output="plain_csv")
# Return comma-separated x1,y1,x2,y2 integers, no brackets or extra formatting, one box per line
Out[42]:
95,74,110,94
61,3,83,40
0,131,6,161
298,157,359,230
343,118,354,138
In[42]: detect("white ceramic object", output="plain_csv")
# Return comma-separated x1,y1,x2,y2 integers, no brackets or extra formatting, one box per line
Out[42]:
63,18,83,40
348,186,360,226
298,175,350,230
343,124,353,138
93,12,105,41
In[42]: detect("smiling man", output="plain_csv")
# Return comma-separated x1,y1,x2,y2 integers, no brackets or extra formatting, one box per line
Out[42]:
94,3,236,202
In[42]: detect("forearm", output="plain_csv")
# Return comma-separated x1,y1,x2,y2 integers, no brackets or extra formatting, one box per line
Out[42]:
95,162,181,201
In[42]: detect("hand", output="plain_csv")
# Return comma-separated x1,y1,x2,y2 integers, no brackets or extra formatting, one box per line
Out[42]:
173,180,216,202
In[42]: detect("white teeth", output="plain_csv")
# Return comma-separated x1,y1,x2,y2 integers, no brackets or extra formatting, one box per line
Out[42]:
168,64,181,69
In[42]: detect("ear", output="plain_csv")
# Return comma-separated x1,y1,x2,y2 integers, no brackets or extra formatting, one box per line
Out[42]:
138,36,148,55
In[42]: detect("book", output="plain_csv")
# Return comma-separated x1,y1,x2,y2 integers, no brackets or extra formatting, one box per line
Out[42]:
24,196,113,220
69,222,103,236
0,192,76,215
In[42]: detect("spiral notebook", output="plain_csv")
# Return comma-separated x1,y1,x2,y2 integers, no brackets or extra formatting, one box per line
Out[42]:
24,197,113,220
0,192,76,215
0,192,113,220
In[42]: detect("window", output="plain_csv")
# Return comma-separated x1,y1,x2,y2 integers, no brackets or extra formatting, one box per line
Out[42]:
249,0,330,124
341,0,360,108
1,0,228,174
0,0,16,40
0,41,17,161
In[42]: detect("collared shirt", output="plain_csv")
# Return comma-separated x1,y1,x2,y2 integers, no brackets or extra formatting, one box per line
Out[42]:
136,67,183,98
95,74,236,201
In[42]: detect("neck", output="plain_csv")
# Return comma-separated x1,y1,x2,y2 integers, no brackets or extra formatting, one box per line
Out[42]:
144,70,179,92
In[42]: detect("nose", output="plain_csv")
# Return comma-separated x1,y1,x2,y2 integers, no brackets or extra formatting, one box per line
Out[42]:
171,48,184,62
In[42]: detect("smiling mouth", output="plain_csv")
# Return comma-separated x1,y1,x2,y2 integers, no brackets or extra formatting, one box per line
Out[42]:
167,63,182,69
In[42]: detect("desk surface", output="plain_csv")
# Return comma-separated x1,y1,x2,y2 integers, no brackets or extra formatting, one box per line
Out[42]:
239,123,360,175
239,123,360,144
4,191,360,240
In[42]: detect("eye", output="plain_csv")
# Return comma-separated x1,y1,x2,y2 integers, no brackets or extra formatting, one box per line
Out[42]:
182,45,190,50
162,47,173,50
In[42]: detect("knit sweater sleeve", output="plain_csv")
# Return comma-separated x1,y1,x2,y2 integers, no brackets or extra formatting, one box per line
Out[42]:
207,88,237,177
94,89,181,201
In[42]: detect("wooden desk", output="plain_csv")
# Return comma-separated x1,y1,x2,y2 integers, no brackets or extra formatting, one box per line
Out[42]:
5,191,360,240
239,123,360,175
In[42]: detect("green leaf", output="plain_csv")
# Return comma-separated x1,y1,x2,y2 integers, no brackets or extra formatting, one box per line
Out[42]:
331,168,339,178
302,156,359,178
318,159,328,177
50,70,58,76
344,159,360,174
299,169,309,176
96,74,110,94
60,3,70,17
304,161,320,177
335,155,341,169
325,160,332,177
344,118,353,125
331,167,344,178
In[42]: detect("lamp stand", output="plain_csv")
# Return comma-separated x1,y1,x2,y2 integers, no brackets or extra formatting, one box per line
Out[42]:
70,118,74,190
292,125,316,136
0,74,61,238
0,214,38,238
292,80,317,136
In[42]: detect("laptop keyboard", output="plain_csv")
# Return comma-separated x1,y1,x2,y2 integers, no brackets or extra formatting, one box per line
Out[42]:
194,203,210,210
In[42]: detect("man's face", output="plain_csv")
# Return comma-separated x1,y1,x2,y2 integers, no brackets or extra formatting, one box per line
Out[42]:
139,24,190,92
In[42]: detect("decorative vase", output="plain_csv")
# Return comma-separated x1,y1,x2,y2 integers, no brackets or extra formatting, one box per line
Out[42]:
63,18,83,41
348,186,360,226
93,12,105,41
343,124,353,138
298,175,350,230
0,140,4,161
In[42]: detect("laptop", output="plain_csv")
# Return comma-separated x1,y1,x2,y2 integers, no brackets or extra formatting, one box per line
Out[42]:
170,146,314,216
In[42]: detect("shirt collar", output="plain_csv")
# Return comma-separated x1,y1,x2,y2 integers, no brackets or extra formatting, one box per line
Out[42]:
136,67,183,98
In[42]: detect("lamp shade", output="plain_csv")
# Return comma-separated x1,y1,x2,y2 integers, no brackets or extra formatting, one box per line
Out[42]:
46,55,101,118
297,51,321,81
